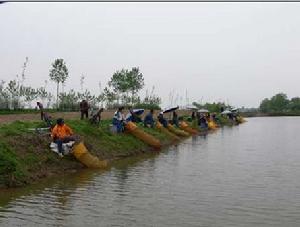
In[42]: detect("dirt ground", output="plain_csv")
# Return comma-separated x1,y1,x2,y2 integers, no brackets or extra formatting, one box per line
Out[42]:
0,110,191,124
0,111,112,124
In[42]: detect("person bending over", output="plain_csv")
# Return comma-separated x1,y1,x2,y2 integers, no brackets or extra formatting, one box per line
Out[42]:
90,108,104,126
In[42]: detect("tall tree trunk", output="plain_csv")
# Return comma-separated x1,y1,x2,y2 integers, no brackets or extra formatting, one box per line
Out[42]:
131,90,134,105
56,82,59,109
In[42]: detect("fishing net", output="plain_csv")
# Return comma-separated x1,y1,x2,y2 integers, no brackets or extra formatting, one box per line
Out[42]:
167,124,190,137
156,122,180,141
179,121,198,135
208,121,217,130
126,122,161,149
72,142,108,168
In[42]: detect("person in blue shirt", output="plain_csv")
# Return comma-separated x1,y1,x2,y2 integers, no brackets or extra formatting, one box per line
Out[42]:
158,112,168,128
112,107,125,133
144,109,155,128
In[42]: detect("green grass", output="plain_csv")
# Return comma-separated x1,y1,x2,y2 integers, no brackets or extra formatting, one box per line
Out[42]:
0,119,174,188
0,142,26,187
0,121,45,136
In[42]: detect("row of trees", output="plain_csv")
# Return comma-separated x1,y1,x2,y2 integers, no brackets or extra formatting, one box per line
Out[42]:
0,79,53,109
259,93,300,113
192,101,232,113
1,58,161,111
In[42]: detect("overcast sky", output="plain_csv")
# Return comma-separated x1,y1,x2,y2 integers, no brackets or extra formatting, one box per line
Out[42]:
1,2,300,108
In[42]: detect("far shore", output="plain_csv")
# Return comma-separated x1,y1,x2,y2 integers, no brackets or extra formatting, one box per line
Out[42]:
240,112,300,117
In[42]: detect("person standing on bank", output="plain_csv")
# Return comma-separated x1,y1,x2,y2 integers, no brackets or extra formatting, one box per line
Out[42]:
80,100,89,120
112,106,125,133
37,102,44,120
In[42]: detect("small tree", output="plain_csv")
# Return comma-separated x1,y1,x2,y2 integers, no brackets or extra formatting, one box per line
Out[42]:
103,87,117,108
108,69,130,104
269,93,289,112
289,97,300,111
59,89,79,111
0,80,9,109
127,67,144,104
108,67,144,105
259,98,270,113
22,86,38,108
49,59,69,108
80,75,85,92
6,79,21,109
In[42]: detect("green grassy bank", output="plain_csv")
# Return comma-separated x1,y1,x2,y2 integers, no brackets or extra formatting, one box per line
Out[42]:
0,114,239,188
0,120,172,188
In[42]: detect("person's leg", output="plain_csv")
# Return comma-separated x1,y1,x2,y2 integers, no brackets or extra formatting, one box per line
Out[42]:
175,120,179,127
81,111,84,120
150,121,154,128
117,121,122,133
85,111,88,119
55,139,63,153
41,111,44,120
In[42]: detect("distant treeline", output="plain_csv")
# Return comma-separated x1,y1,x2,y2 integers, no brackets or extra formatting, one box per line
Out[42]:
192,101,232,113
259,93,300,114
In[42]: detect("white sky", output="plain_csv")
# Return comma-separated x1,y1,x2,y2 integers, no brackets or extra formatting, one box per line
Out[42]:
1,2,300,108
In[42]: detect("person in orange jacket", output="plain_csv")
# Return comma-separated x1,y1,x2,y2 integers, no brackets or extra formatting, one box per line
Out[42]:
51,118,77,156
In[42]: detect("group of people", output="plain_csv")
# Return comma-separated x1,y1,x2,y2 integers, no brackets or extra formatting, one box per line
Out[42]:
190,112,217,129
112,107,185,133
37,100,231,156
37,100,104,157
79,100,104,126
112,107,156,133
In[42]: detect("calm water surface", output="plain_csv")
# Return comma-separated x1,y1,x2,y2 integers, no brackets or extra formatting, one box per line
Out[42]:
1,117,300,227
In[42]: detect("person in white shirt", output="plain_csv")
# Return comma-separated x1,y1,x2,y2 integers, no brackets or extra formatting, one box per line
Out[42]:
112,106,125,132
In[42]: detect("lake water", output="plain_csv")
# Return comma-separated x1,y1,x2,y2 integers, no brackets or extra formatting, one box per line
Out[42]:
1,117,300,227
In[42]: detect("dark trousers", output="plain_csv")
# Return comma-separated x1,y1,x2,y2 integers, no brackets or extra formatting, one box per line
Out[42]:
54,136,76,153
81,111,88,120
144,120,154,128
112,119,124,133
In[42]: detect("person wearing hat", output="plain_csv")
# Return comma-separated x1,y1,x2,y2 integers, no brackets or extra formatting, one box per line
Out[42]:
51,118,76,156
